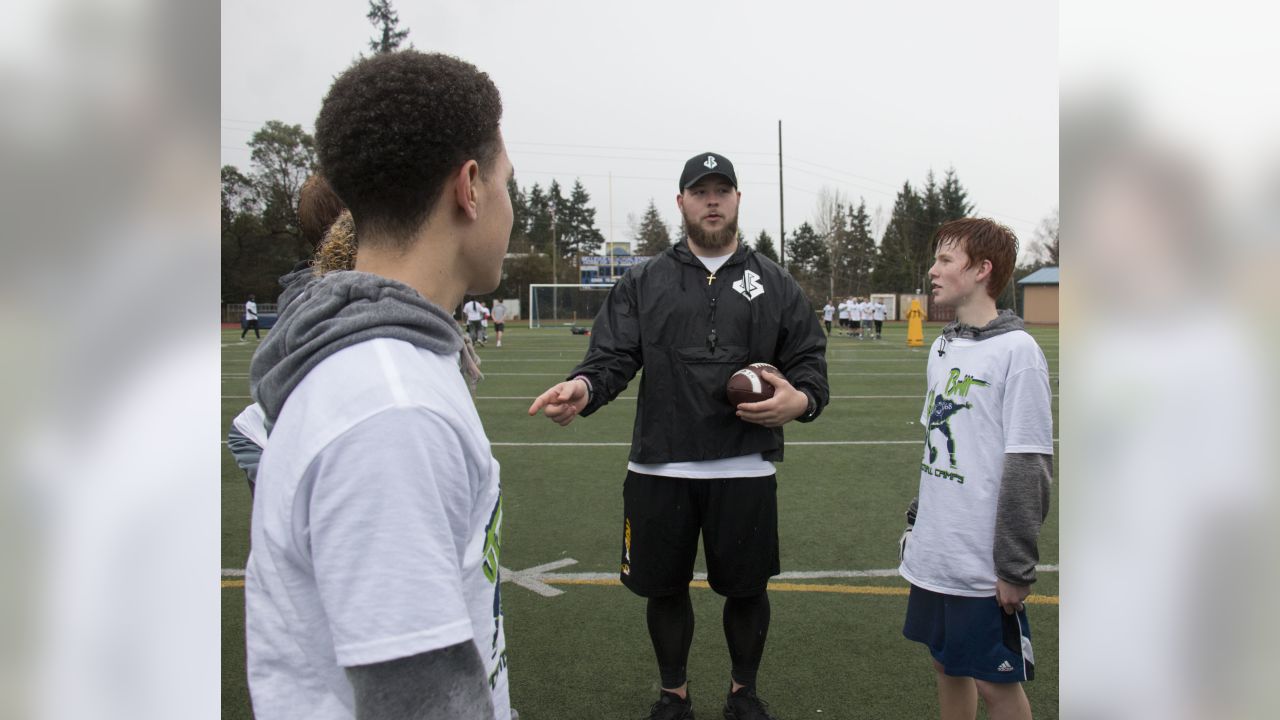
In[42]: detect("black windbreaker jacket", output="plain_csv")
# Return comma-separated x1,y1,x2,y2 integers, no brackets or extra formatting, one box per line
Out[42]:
570,240,829,463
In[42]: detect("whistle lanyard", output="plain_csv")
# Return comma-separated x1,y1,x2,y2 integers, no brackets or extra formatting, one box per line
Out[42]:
695,254,733,353
701,267,727,353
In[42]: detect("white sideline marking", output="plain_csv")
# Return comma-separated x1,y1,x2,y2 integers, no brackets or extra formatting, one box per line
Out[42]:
221,564,1059,584
499,558,580,597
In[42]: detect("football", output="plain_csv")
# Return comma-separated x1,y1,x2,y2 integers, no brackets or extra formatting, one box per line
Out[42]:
727,365,777,406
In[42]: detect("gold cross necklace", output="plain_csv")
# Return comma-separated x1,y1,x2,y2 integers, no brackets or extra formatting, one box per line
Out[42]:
706,273,716,285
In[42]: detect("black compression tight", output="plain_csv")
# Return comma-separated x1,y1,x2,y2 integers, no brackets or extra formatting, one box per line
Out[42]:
646,589,772,690
723,591,770,689
647,590,695,689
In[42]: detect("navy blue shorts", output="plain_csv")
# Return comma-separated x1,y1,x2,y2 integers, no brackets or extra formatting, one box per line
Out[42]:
903,584,1034,683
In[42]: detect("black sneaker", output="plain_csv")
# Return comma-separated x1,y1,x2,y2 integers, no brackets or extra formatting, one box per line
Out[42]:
645,689,694,720
723,685,777,720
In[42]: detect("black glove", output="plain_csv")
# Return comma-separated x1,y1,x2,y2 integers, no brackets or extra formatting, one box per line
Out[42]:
899,497,919,562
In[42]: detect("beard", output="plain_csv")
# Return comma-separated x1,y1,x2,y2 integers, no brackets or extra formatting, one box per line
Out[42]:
682,208,739,251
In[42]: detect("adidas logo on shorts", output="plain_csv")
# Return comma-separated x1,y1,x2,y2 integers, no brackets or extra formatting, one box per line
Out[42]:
997,660,1014,673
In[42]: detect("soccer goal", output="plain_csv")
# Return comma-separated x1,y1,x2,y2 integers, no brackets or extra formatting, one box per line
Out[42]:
528,283,615,329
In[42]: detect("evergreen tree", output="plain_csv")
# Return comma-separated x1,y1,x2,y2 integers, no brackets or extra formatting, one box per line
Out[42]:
829,197,880,295
558,179,605,259
921,170,945,238
526,183,551,254
506,177,531,253
873,181,929,293
940,167,974,220
753,229,779,263
844,200,877,296
633,199,671,256
367,0,411,54
785,222,828,304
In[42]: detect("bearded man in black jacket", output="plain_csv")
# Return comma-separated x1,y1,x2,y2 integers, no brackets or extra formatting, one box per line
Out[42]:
530,152,829,720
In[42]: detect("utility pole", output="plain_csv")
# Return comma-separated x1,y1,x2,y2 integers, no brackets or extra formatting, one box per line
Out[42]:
550,204,558,322
609,171,615,282
550,204,558,284
778,120,786,267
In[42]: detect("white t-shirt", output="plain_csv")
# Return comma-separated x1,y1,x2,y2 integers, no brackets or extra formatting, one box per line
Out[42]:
245,339,510,720
899,330,1054,596
822,303,835,321
245,300,259,321
860,302,874,320
838,302,850,320
492,303,507,323
873,302,886,321
463,301,485,322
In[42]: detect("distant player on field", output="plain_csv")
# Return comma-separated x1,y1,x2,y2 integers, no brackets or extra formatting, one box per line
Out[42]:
899,218,1054,720
241,294,260,340
492,297,507,347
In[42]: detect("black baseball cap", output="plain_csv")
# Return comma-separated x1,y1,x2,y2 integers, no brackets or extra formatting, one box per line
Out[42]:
679,152,737,190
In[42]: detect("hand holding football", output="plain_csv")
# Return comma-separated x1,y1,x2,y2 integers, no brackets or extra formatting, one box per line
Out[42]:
727,365,779,406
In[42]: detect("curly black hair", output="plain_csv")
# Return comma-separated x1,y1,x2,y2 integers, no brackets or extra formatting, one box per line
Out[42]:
315,51,503,247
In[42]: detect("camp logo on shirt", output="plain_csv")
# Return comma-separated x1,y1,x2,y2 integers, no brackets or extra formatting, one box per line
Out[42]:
482,492,508,688
921,368,990,482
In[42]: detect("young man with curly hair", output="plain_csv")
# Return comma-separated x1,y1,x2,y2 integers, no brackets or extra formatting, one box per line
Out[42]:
245,51,515,720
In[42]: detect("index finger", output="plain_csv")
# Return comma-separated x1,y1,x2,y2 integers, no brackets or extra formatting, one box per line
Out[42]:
528,387,560,416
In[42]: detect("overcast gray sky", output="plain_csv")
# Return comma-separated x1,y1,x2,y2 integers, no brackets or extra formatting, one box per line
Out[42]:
221,0,1057,254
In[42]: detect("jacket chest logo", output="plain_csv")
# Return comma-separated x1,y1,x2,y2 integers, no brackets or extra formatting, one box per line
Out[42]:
733,270,765,301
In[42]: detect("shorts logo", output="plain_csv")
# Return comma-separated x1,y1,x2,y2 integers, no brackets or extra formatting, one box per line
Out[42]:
733,270,765,301
703,155,718,169
621,517,632,575
997,660,1014,673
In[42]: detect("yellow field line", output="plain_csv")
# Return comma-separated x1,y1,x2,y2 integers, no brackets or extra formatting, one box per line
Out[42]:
222,576,1058,605
549,577,1058,604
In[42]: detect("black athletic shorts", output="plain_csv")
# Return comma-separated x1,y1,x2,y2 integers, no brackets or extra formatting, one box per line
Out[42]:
619,470,779,598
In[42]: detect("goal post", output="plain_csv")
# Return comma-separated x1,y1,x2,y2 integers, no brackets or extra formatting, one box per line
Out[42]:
527,283,615,329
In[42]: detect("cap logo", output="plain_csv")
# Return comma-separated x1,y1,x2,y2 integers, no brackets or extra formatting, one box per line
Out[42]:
703,155,718,170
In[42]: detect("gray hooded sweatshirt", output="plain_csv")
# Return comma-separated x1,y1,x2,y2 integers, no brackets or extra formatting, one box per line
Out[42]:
249,270,464,429
911,309,1054,586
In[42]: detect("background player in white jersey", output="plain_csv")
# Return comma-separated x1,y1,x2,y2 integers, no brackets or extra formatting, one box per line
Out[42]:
859,298,874,339
245,51,516,720
492,297,508,347
821,299,835,335
898,218,1053,720
463,297,486,345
